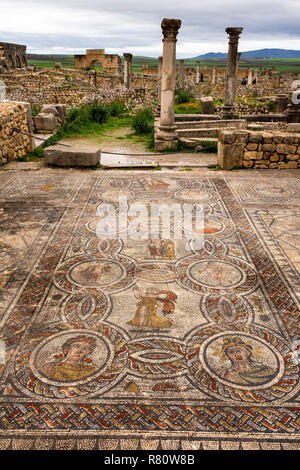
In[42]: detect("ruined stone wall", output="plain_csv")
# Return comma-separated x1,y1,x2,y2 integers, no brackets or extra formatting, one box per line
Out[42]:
1,69,155,107
74,49,121,73
0,102,33,165
0,42,27,73
218,128,300,170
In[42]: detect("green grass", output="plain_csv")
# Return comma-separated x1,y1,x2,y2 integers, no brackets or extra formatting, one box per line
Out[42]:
27,54,300,73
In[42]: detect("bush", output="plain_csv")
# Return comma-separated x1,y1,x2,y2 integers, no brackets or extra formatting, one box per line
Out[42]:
108,101,126,117
31,105,41,118
88,102,110,124
131,107,154,134
176,89,193,104
33,146,44,158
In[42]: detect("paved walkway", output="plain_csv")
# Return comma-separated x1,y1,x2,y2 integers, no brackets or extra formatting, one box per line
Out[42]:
0,166,299,450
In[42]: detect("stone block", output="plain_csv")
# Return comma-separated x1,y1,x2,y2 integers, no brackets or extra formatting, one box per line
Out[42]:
220,131,234,144
286,154,299,160
218,141,243,170
276,143,297,154
234,131,248,144
262,143,276,152
283,135,296,144
286,123,300,133
200,97,215,115
246,143,258,151
244,151,263,160
34,113,58,132
248,134,262,143
44,144,101,167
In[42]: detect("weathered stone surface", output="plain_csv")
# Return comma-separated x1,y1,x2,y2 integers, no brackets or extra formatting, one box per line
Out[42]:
287,123,300,133
200,97,215,115
34,113,58,132
44,144,101,167
244,151,263,160
276,143,297,154
262,143,276,152
246,143,258,151
218,140,243,169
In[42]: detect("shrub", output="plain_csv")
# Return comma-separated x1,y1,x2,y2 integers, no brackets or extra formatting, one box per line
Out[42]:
88,102,110,124
108,101,126,117
175,102,202,114
176,89,193,104
131,107,154,134
33,146,44,158
31,105,41,118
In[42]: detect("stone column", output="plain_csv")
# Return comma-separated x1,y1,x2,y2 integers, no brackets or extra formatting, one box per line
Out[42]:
236,52,241,72
211,67,217,85
123,53,132,88
222,27,243,119
179,59,184,87
254,69,258,82
196,61,200,84
157,56,163,105
248,68,253,85
155,18,181,150
271,71,280,89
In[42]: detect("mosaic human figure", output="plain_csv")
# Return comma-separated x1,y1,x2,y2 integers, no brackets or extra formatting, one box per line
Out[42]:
148,239,175,260
221,336,276,385
41,336,97,382
128,286,176,329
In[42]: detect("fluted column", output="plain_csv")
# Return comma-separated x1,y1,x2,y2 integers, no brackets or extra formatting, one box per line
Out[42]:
222,27,243,119
155,18,181,150
123,53,132,88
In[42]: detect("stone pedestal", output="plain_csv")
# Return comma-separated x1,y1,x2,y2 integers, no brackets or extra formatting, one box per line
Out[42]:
155,18,181,150
123,53,132,88
222,27,243,119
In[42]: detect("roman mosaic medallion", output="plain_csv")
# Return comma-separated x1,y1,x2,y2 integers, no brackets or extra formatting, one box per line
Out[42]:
186,326,299,401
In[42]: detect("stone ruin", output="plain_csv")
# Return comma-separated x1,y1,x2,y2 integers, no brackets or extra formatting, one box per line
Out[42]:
0,20,299,169
74,49,122,74
0,42,27,74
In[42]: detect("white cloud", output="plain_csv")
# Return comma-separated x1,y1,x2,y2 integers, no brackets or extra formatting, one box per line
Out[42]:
0,0,299,57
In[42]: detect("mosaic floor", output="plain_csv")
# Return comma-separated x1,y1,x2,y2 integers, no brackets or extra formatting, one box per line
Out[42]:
0,168,299,451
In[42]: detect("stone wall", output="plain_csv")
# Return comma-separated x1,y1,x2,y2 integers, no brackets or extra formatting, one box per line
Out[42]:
0,101,34,166
218,128,300,170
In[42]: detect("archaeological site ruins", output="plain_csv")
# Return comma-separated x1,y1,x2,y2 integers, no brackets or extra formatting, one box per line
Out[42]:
0,12,300,452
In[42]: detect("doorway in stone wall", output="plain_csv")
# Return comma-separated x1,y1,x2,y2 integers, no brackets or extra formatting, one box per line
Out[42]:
91,60,103,73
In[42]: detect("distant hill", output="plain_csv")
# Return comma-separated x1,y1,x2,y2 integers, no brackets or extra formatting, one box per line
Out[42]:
194,49,300,59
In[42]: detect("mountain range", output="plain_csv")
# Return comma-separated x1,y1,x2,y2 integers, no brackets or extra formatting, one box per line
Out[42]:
194,49,300,59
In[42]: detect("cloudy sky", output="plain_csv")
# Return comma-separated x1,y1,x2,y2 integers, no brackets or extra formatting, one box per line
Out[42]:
0,0,299,57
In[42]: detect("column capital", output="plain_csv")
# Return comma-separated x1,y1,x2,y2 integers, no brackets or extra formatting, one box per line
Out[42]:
226,27,243,41
161,18,181,40
123,53,132,60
